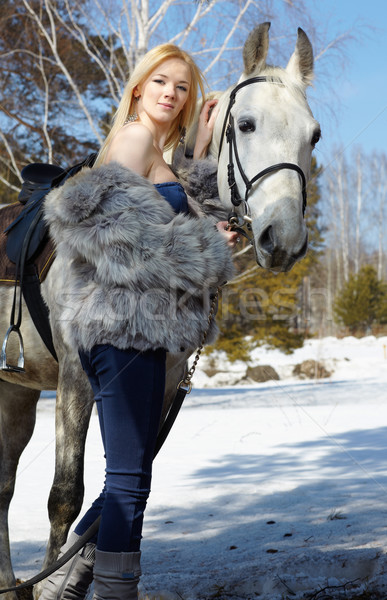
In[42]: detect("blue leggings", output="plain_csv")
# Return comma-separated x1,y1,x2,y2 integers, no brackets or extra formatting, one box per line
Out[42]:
74,345,166,552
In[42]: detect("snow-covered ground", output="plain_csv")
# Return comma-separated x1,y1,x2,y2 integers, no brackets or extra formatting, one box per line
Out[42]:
8,336,387,599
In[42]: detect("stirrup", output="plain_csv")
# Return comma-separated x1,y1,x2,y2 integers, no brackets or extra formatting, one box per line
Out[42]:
0,326,26,373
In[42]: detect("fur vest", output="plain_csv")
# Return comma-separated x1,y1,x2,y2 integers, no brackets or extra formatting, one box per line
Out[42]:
44,159,234,353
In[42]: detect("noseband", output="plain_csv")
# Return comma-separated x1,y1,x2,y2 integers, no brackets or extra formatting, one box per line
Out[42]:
218,77,307,237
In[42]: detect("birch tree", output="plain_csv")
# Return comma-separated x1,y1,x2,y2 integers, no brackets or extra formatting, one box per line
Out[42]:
0,0,356,201
374,154,387,280
320,147,387,336
354,149,363,275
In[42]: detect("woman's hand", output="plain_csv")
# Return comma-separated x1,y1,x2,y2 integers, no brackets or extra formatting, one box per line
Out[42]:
193,99,219,160
216,221,240,248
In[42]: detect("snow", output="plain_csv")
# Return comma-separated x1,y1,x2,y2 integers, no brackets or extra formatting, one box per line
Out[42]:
8,335,387,599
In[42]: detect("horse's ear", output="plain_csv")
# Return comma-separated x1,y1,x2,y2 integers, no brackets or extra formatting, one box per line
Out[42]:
286,28,314,86
243,22,271,76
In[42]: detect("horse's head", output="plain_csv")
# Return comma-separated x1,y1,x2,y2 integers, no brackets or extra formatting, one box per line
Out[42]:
212,22,321,272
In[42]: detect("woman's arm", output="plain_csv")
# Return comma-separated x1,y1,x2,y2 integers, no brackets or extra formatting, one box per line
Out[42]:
192,100,239,247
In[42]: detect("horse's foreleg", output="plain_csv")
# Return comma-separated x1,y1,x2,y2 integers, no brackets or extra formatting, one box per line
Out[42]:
0,380,40,600
36,362,94,597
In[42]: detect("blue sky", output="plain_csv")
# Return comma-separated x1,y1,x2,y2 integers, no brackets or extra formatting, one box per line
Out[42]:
309,0,387,164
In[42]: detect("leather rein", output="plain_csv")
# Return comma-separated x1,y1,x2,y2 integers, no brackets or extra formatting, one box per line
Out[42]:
219,76,307,241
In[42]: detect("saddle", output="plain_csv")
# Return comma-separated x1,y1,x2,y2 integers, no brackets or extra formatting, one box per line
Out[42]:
0,203,55,286
0,154,97,372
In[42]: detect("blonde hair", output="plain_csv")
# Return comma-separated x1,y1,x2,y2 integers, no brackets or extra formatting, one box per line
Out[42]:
95,44,206,166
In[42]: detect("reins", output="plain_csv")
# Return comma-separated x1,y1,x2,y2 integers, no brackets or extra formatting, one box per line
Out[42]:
0,519,101,594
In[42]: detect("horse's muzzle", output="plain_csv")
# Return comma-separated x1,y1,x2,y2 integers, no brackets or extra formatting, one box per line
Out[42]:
255,226,308,272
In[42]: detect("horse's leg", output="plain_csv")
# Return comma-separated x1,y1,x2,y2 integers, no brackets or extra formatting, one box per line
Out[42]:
34,358,94,599
0,380,40,600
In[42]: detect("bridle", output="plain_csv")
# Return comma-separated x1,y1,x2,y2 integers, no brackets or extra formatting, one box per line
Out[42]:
218,76,308,239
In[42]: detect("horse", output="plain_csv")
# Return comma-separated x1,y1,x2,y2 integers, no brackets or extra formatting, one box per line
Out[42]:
0,21,319,599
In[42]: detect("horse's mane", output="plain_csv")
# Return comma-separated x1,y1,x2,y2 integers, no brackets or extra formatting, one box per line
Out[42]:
182,91,224,160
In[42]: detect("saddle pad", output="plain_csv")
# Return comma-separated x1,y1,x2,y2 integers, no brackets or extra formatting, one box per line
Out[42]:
0,202,55,286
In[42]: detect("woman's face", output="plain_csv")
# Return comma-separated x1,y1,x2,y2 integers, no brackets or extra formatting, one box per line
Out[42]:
136,58,191,128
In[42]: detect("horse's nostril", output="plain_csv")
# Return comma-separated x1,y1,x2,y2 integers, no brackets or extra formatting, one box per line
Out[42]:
259,225,276,254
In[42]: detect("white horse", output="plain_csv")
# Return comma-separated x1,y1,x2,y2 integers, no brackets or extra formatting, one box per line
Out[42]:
0,22,319,599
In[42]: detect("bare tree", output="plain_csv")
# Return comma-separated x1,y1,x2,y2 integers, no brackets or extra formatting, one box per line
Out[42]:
0,0,358,201
320,147,387,330
374,153,387,280
325,153,350,287
354,149,363,275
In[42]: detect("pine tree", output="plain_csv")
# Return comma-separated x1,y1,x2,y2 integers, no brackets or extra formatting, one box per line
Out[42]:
333,265,387,334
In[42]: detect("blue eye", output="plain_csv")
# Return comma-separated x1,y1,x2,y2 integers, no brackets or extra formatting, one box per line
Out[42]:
177,85,188,92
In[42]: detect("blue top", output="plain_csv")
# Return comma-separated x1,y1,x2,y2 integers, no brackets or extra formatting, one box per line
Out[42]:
154,181,188,215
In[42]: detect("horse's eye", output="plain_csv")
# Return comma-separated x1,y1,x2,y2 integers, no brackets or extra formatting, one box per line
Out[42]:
311,129,321,146
238,119,255,133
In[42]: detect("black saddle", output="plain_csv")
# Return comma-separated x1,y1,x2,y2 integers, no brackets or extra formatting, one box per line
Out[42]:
6,156,96,264
1,153,97,370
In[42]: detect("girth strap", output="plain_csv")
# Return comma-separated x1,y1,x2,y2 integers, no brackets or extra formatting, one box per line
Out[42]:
23,271,58,361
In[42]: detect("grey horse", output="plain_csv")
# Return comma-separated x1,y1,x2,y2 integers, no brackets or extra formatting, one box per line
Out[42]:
0,21,319,599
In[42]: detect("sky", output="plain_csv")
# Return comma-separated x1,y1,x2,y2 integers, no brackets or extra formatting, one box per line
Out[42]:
308,0,387,165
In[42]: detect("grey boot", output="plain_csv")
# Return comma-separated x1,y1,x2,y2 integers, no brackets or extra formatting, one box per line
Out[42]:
39,532,95,600
92,550,141,600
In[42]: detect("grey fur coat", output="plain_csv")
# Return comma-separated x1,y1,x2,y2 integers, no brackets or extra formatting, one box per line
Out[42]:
44,159,233,353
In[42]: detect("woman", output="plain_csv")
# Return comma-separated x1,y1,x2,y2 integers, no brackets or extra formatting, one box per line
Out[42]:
41,43,236,600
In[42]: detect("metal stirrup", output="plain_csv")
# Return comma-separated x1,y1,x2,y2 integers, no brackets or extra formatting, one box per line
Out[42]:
0,325,25,373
